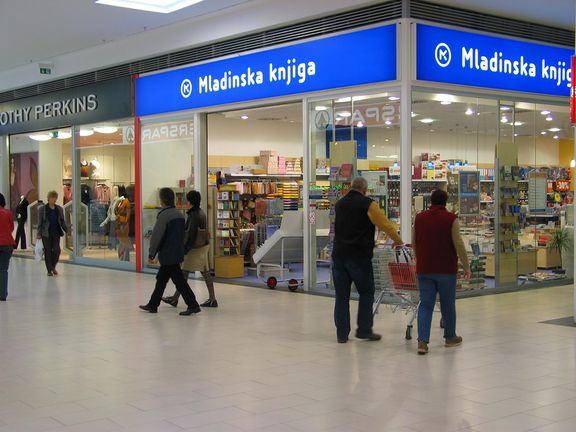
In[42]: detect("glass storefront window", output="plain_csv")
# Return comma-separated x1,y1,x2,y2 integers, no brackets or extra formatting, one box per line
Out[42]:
9,128,72,260
308,91,401,292
74,120,136,265
141,117,195,270
411,91,573,293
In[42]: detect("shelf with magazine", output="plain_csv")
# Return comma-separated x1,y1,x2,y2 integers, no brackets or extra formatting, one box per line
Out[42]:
213,185,244,278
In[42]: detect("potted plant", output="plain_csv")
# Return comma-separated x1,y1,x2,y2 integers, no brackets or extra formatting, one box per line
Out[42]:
547,228,573,278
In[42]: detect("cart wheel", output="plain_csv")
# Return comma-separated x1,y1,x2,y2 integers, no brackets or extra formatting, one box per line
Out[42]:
440,318,445,329
405,325,413,340
288,279,299,292
266,276,278,289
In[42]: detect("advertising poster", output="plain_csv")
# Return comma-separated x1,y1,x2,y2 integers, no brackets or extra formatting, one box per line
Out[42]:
459,171,480,215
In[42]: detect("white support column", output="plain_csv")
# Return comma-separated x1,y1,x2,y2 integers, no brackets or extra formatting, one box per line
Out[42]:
303,97,312,291
399,19,413,243
194,113,208,214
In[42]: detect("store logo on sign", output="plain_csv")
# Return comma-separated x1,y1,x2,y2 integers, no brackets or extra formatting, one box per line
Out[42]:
180,79,193,98
435,43,451,67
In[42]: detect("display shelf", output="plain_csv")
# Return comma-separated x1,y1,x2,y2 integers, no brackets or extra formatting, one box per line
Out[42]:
412,179,447,182
227,173,302,178
215,187,241,257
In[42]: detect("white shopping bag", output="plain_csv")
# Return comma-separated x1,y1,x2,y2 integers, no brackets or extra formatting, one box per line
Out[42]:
34,239,43,262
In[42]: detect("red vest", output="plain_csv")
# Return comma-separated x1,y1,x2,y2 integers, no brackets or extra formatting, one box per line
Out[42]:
414,205,457,274
0,207,15,247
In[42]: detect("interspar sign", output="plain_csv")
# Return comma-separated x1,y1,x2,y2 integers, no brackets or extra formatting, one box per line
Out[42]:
417,24,572,97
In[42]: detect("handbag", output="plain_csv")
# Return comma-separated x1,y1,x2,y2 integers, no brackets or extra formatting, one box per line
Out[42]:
193,227,209,248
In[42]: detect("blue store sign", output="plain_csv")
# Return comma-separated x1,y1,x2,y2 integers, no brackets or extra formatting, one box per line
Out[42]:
136,25,397,116
416,24,572,97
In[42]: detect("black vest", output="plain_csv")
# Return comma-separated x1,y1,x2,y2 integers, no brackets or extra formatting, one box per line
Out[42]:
332,190,375,258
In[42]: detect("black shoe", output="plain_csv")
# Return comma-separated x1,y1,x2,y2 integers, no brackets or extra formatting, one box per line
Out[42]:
179,306,201,316
139,305,157,313
200,299,218,308
47,272,53,276
0,298,6,301
337,337,348,344
161,296,178,307
355,332,382,341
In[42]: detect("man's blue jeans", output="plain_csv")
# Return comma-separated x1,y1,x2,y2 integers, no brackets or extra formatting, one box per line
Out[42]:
332,255,375,340
417,273,457,343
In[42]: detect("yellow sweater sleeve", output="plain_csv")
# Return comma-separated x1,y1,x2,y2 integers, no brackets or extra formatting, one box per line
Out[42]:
367,202,403,245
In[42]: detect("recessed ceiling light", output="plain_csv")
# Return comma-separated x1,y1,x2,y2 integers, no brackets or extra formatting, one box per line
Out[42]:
389,154,398,159
419,118,434,124
553,135,560,139
357,121,364,128
336,97,351,103
385,138,390,142
371,144,376,148
541,131,547,135
240,115,249,120
545,115,553,121
337,111,352,118
388,96,400,101
465,108,474,116
93,126,118,134
79,129,94,137
314,105,328,111
513,121,524,126
95,0,204,14
540,110,551,115
514,133,518,137
56,131,72,139
29,134,51,141
385,120,392,125
335,116,343,122
500,106,512,111
549,127,561,132
440,101,452,105
411,112,417,118
500,116,509,123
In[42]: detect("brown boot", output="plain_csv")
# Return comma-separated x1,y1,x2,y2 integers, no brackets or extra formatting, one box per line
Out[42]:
445,336,463,347
418,341,429,355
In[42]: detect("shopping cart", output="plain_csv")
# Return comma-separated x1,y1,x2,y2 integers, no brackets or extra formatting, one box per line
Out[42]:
372,246,420,340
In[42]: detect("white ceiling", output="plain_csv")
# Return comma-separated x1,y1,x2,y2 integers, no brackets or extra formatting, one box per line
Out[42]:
0,0,256,72
0,0,572,90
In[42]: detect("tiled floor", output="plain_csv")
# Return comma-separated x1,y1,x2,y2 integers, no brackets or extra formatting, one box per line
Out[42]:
0,258,575,432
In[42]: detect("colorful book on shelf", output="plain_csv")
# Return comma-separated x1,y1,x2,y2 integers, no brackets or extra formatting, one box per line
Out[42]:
339,163,353,181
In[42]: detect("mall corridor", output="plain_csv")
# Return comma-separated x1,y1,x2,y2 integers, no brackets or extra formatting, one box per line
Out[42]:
0,258,574,432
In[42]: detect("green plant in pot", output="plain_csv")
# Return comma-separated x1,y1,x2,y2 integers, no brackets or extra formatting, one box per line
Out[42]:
547,228,573,275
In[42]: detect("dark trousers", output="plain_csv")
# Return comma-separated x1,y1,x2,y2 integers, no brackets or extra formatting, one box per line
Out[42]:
0,246,13,300
42,234,61,273
332,255,375,340
15,221,26,249
148,264,199,309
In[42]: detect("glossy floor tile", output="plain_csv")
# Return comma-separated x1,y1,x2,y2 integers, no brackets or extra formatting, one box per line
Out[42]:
0,258,575,431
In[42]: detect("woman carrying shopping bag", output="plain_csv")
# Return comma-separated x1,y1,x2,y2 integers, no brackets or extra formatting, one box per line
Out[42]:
37,191,68,276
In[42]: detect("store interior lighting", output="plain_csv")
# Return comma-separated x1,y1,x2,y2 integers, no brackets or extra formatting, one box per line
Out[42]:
29,133,51,141
336,111,352,118
95,0,204,14
240,115,249,120
571,160,575,168
314,106,328,111
545,115,553,121
541,110,551,115
93,126,118,134
388,96,400,101
465,108,474,116
79,129,95,137
419,118,434,124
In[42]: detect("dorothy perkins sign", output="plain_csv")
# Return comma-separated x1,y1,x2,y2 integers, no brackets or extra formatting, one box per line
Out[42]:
417,24,572,97
0,77,132,135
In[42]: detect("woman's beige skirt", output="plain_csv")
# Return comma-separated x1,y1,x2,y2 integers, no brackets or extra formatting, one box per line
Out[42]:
181,245,209,272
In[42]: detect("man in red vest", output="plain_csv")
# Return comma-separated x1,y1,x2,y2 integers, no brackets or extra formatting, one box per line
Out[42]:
332,177,403,343
412,189,471,355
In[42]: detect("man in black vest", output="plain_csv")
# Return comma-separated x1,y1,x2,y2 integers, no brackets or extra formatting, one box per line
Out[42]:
332,177,403,343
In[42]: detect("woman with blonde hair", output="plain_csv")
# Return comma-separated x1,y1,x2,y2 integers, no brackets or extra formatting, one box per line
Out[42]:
37,191,67,276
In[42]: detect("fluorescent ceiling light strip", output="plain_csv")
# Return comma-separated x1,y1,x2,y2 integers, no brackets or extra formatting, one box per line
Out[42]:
96,0,203,13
